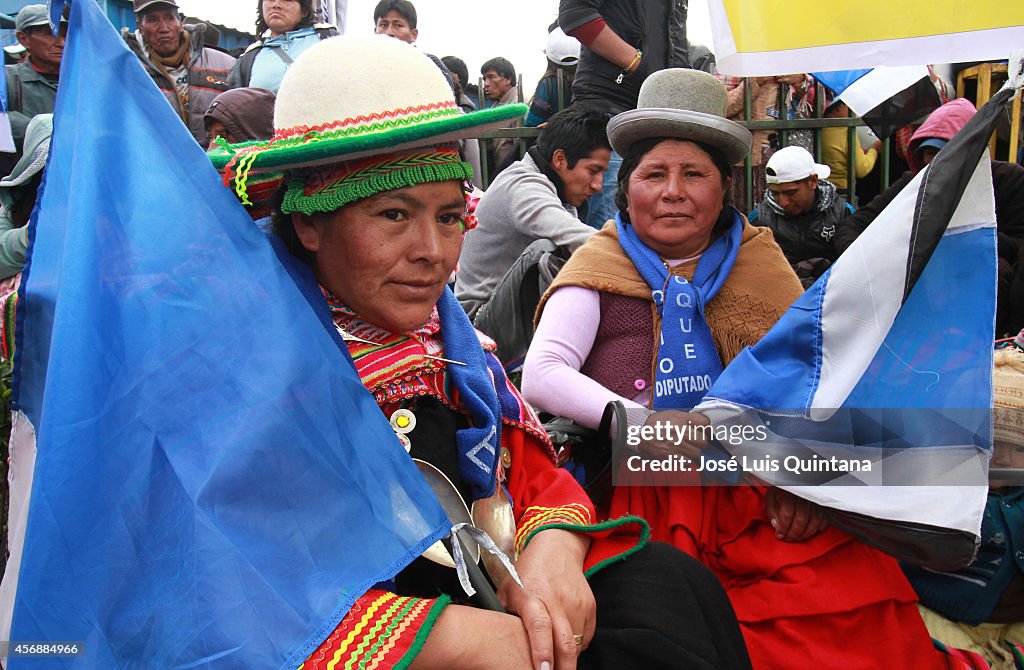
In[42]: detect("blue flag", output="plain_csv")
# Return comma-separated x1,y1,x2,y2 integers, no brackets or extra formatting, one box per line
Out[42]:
1,1,450,667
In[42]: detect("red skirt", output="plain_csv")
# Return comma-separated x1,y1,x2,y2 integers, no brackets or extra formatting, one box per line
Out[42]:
609,483,952,669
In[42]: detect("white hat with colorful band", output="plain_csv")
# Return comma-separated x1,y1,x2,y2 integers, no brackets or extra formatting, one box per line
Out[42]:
208,35,526,216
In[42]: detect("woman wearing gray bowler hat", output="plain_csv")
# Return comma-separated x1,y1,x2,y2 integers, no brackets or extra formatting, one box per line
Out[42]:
523,68,957,669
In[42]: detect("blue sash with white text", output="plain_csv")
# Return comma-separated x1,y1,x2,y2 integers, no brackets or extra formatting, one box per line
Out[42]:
616,211,743,410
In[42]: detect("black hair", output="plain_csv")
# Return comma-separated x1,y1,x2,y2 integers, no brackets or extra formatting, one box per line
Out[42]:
255,0,316,35
615,137,734,229
480,56,515,83
270,180,315,267
535,108,611,168
373,0,417,29
441,56,468,87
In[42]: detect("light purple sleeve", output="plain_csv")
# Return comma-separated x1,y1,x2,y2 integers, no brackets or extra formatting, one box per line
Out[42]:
522,285,647,430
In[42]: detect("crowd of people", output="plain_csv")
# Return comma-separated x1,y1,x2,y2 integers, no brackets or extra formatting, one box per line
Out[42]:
2,0,1024,668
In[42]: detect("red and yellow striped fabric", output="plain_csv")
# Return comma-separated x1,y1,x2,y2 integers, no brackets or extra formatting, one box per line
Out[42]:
514,503,594,555
299,590,449,670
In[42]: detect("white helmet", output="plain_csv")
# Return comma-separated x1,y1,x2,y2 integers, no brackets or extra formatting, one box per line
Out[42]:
545,27,580,66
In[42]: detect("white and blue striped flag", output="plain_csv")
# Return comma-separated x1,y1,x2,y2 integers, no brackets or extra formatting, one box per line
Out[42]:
697,74,1023,569
812,66,943,138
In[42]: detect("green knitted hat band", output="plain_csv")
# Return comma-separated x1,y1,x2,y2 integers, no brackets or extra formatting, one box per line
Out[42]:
280,146,473,216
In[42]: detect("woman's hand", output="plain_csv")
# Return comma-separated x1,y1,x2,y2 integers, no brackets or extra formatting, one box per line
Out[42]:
412,604,533,669
764,487,830,542
497,529,594,670
635,409,711,460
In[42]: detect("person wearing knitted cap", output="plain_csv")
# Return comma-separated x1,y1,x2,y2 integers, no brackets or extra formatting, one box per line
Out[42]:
903,345,1024,669
204,87,276,146
523,66,962,670
122,0,235,146
210,35,750,670
840,98,1024,337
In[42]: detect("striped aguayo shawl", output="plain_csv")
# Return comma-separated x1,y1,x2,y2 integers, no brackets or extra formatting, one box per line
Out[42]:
324,292,552,455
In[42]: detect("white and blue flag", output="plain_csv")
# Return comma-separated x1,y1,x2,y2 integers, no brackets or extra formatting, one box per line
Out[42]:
813,66,943,138
699,76,1024,568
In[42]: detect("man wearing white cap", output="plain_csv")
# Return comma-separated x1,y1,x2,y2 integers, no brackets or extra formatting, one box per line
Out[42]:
749,145,854,287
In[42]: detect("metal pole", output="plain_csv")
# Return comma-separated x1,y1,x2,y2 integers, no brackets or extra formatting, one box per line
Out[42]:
846,107,857,206
776,83,787,149
743,78,754,213
814,82,825,164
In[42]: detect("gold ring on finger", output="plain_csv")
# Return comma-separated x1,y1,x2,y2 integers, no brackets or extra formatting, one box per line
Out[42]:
573,633,584,646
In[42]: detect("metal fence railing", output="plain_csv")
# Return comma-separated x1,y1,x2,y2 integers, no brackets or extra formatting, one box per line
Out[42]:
474,78,888,211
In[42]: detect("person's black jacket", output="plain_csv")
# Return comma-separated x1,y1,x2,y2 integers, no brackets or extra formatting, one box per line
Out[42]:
558,0,689,115
749,181,855,287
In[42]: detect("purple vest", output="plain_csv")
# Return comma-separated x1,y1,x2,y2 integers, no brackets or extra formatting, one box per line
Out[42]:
581,292,654,403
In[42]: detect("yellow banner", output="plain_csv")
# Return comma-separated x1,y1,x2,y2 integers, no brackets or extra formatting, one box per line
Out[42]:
721,0,1021,52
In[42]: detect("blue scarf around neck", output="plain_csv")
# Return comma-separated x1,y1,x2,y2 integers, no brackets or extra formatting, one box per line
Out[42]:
435,289,503,501
616,210,744,410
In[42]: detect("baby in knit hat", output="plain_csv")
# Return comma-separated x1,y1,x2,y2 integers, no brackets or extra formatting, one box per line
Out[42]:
905,346,1024,670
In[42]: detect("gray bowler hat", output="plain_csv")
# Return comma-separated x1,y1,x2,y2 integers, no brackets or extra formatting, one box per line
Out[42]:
607,69,752,165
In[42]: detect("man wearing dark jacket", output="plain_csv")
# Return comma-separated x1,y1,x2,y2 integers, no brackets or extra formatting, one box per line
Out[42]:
749,146,855,287
123,0,235,146
558,0,690,227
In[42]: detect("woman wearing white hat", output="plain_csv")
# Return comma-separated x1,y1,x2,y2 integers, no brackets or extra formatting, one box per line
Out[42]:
212,36,750,670
523,68,959,669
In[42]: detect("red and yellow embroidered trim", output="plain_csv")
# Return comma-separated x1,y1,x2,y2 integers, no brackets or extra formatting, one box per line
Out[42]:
330,299,459,408
298,590,448,670
514,503,593,555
